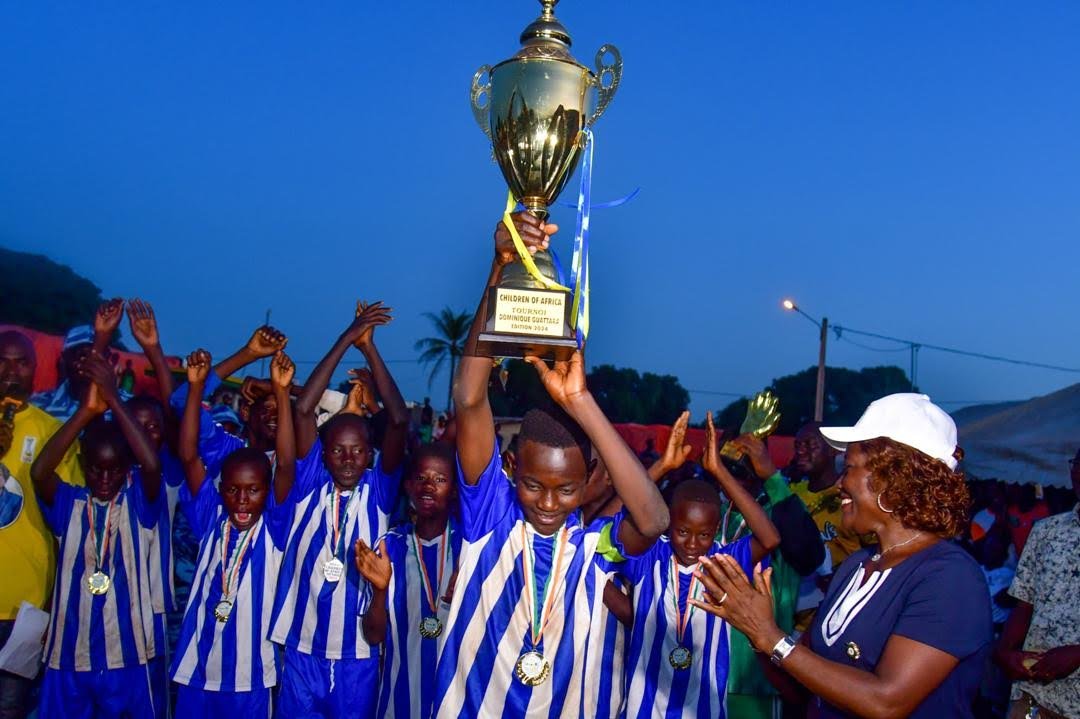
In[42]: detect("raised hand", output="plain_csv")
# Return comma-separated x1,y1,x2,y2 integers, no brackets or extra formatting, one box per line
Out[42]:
77,351,119,406
240,377,272,403
494,212,558,267
729,434,777,480
246,326,288,359
126,298,160,348
701,411,721,477
186,349,212,385
83,381,108,416
656,410,692,475
347,301,392,350
343,368,376,416
354,538,391,591
270,351,295,391
524,350,588,411
94,298,124,338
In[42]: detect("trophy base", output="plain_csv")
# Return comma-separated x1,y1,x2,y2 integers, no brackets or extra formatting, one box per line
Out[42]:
476,331,578,361
478,285,578,361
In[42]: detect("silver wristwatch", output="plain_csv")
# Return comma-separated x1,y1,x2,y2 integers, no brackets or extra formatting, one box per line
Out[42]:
770,634,797,666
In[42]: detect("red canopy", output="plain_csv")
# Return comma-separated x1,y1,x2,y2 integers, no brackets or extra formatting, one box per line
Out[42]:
0,324,182,400
613,422,794,469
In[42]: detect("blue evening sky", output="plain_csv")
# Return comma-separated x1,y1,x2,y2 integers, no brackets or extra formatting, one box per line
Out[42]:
3,2,1078,416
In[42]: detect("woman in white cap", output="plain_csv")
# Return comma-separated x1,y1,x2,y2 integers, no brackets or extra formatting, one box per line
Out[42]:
689,393,992,718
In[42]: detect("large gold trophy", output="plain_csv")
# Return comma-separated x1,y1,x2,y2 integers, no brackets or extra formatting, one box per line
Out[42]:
470,0,622,360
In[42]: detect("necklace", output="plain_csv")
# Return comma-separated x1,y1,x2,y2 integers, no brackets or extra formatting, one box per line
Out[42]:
870,532,924,562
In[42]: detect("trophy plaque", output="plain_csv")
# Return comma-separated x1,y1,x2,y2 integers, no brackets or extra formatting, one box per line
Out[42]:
470,0,622,360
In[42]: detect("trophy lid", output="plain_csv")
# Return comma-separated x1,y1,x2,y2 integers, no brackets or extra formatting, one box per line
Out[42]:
513,0,582,67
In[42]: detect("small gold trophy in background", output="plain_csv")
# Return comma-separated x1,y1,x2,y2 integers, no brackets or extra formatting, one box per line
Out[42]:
470,0,622,360
720,390,781,460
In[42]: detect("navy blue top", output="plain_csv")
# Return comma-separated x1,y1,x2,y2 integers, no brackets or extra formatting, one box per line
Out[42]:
808,540,991,718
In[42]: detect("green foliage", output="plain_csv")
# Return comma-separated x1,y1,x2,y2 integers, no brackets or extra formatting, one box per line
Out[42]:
414,307,471,411
716,365,912,436
0,247,103,334
588,364,690,424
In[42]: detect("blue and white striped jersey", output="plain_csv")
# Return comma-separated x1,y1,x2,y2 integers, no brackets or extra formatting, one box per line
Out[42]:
375,521,462,719
39,474,160,671
585,577,629,719
170,478,290,691
148,448,186,617
269,437,401,660
621,536,753,719
433,446,628,719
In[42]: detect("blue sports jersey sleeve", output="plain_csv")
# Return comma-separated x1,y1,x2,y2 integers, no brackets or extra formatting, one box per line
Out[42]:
368,455,404,516
262,488,294,549
715,535,755,578
891,549,992,659
457,443,515,541
38,481,81,535
291,436,329,502
126,468,164,529
178,478,222,537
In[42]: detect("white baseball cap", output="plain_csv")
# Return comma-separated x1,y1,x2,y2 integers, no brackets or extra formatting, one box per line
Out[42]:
819,393,959,470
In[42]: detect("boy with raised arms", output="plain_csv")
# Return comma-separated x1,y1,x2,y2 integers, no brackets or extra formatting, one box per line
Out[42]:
354,441,461,718
170,349,296,716
269,301,408,719
619,413,780,718
30,351,163,719
433,212,670,718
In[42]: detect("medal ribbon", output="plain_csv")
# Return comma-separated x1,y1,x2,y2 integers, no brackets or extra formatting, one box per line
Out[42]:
219,520,256,600
569,127,594,347
329,488,357,560
412,526,450,614
520,524,570,648
720,503,747,545
86,496,117,572
670,556,702,645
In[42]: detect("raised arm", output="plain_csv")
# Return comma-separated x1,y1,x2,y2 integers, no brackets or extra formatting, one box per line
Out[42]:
270,351,297,504
454,212,555,484
91,298,124,355
30,389,105,505
293,302,391,457
212,325,288,383
702,416,780,565
179,349,211,495
603,410,691,517
82,352,161,501
126,298,175,410
525,351,669,555
352,307,407,473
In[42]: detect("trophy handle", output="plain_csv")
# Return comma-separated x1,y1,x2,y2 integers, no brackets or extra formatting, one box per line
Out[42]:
471,65,494,143
586,45,622,128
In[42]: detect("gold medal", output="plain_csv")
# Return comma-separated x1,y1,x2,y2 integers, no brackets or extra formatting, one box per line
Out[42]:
419,615,443,639
669,645,692,670
845,641,861,661
515,651,551,686
86,570,111,595
323,558,345,583
214,600,232,622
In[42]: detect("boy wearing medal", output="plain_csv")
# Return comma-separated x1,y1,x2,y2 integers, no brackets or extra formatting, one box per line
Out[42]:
354,442,461,719
434,213,670,718
619,412,780,719
169,350,296,716
268,301,409,719
30,351,163,719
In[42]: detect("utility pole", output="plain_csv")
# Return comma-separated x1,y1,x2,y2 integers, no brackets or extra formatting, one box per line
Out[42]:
815,317,828,422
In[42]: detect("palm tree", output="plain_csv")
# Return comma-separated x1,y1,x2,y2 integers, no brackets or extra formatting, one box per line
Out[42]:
414,307,471,411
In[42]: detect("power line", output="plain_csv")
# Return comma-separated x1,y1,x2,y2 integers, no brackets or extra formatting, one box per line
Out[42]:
833,325,1080,374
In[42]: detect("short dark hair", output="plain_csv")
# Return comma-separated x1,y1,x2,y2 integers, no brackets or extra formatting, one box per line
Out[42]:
126,395,164,416
319,412,371,443
80,418,132,464
405,442,457,478
519,406,591,464
221,447,272,485
671,478,722,512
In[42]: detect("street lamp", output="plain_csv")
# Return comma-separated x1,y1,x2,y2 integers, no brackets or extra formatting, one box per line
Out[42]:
782,299,828,423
